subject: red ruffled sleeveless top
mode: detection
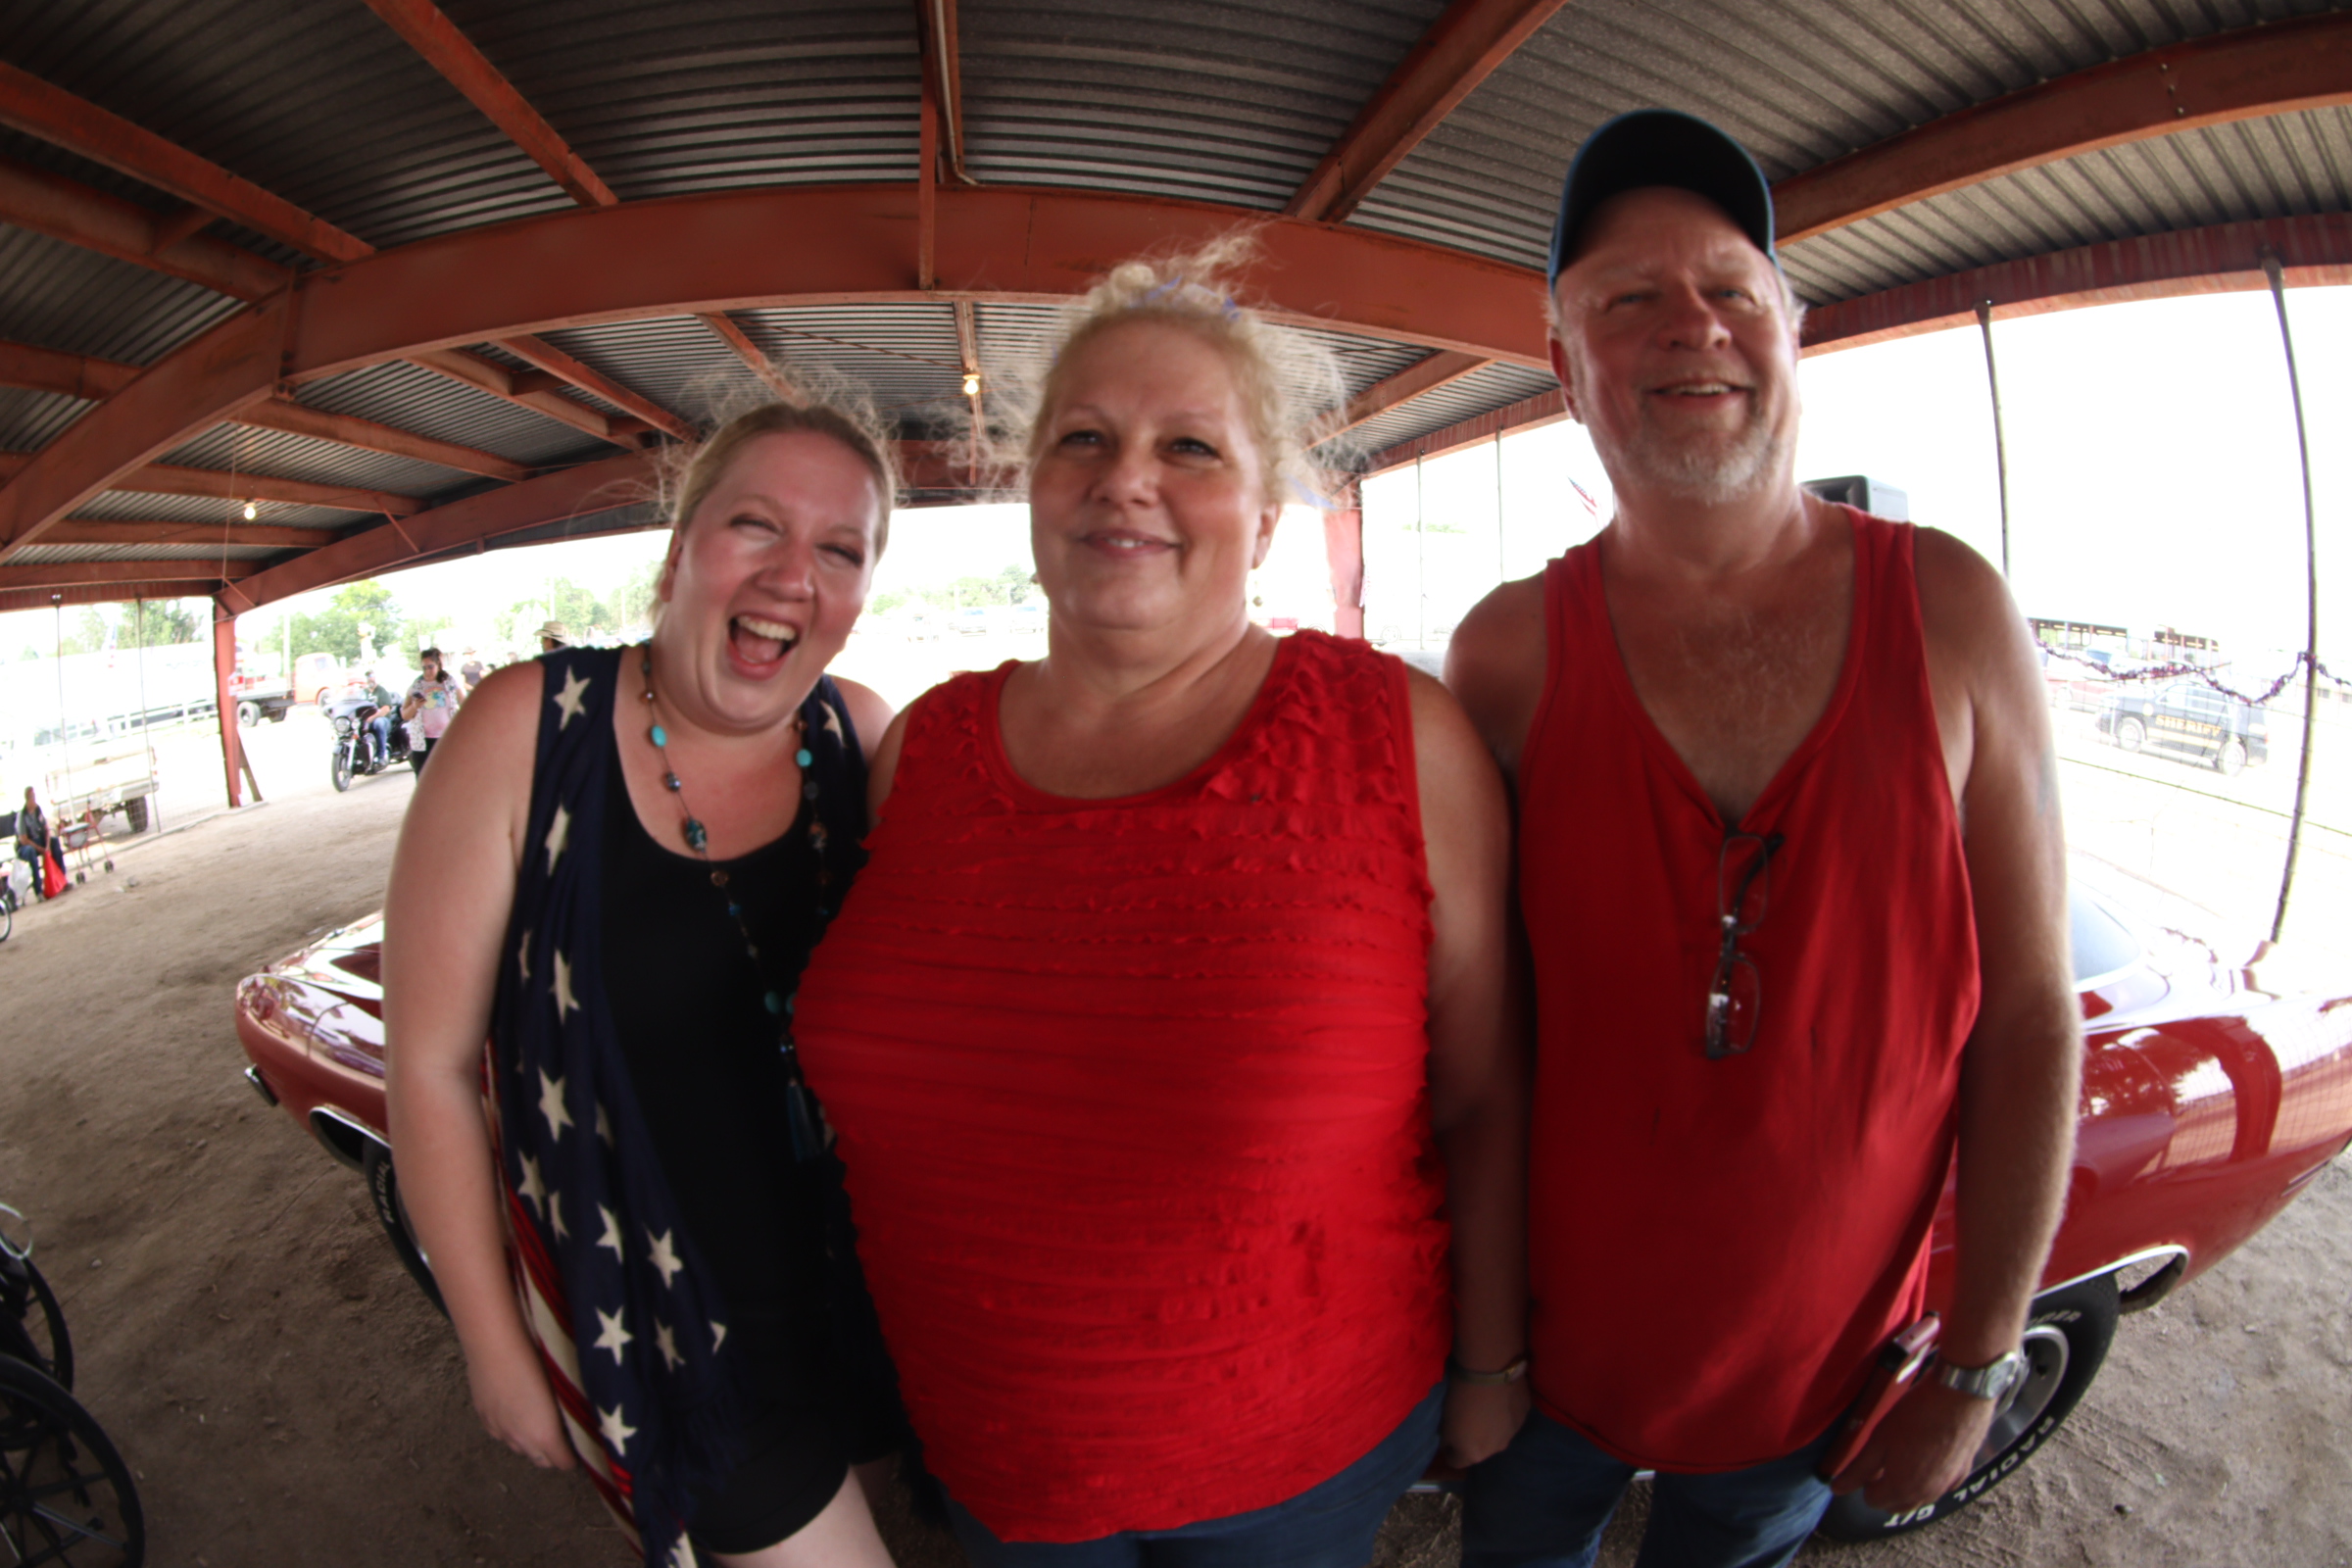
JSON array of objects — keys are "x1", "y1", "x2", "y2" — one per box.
[
  {"x1": 795, "y1": 630, "x2": 1450, "y2": 1542},
  {"x1": 1519, "y1": 511, "x2": 1979, "y2": 1470}
]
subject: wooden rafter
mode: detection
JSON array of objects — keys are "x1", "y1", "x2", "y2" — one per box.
[
  {"x1": 1287, "y1": 0, "x2": 1573, "y2": 224},
  {"x1": 0, "y1": 59, "x2": 370, "y2": 263},
  {"x1": 359, "y1": 0, "x2": 617, "y2": 208}
]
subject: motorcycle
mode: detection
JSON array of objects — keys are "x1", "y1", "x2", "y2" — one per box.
[{"x1": 326, "y1": 696, "x2": 416, "y2": 792}]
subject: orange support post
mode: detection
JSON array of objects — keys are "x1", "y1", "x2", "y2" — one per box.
[
  {"x1": 212, "y1": 599, "x2": 247, "y2": 808},
  {"x1": 1323, "y1": 485, "x2": 1365, "y2": 640}
]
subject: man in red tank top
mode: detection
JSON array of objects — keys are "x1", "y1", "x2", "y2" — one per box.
[{"x1": 1445, "y1": 110, "x2": 2082, "y2": 1567}]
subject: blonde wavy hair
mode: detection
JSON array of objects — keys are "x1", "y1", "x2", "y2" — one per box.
[{"x1": 986, "y1": 231, "x2": 1352, "y2": 507}]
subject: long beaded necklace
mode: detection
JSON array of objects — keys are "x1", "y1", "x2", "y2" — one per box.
[{"x1": 638, "y1": 646, "x2": 826, "y2": 1162}]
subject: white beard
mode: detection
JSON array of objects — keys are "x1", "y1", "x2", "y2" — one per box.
[{"x1": 1569, "y1": 356, "x2": 1789, "y2": 505}]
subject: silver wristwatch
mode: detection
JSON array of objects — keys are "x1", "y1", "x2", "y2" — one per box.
[{"x1": 1935, "y1": 1348, "x2": 2028, "y2": 1401}]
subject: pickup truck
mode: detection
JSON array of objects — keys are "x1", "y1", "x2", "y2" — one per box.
[{"x1": 227, "y1": 669, "x2": 296, "y2": 727}]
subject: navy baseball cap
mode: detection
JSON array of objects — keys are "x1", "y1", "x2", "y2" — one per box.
[{"x1": 1547, "y1": 110, "x2": 1777, "y2": 281}]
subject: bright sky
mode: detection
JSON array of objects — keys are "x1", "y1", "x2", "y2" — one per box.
[{"x1": 7, "y1": 284, "x2": 2344, "y2": 686}]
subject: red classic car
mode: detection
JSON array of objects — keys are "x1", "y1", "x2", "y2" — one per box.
[{"x1": 233, "y1": 858, "x2": 2352, "y2": 1540}]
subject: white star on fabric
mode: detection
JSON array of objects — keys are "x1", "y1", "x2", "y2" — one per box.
[
  {"x1": 596, "y1": 1102, "x2": 613, "y2": 1148},
  {"x1": 517, "y1": 1153, "x2": 547, "y2": 1217},
  {"x1": 597, "y1": 1205, "x2": 624, "y2": 1262},
  {"x1": 553, "y1": 951, "x2": 579, "y2": 1022},
  {"x1": 710, "y1": 1321, "x2": 727, "y2": 1352},
  {"x1": 594, "y1": 1305, "x2": 634, "y2": 1365},
  {"x1": 667, "y1": 1536, "x2": 698, "y2": 1568},
  {"x1": 597, "y1": 1401, "x2": 636, "y2": 1455},
  {"x1": 821, "y1": 704, "x2": 846, "y2": 742},
  {"x1": 544, "y1": 804, "x2": 571, "y2": 869},
  {"x1": 516, "y1": 927, "x2": 531, "y2": 981},
  {"x1": 655, "y1": 1319, "x2": 682, "y2": 1372},
  {"x1": 538, "y1": 1069, "x2": 573, "y2": 1141},
  {"x1": 549, "y1": 1190, "x2": 569, "y2": 1242},
  {"x1": 553, "y1": 668, "x2": 591, "y2": 729},
  {"x1": 646, "y1": 1228, "x2": 684, "y2": 1289}
]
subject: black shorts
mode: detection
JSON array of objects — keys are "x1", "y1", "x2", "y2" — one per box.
[{"x1": 684, "y1": 1304, "x2": 901, "y2": 1555}]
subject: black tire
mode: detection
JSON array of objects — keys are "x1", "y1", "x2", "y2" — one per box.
[
  {"x1": 0, "y1": 1253, "x2": 73, "y2": 1392},
  {"x1": 0, "y1": 1355, "x2": 143, "y2": 1567},
  {"x1": 119, "y1": 798, "x2": 147, "y2": 836},
  {"x1": 2114, "y1": 715, "x2": 2145, "y2": 754},
  {"x1": 330, "y1": 742, "x2": 354, "y2": 794},
  {"x1": 2216, "y1": 737, "x2": 2248, "y2": 777},
  {"x1": 267, "y1": 707, "x2": 287, "y2": 723},
  {"x1": 1817, "y1": 1274, "x2": 2121, "y2": 1543},
  {"x1": 235, "y1": 700, "x2": 260, "y2": 728},
  {"x1": 0, "y1": 897, "x2": 10, "y2": 944},
  {"x1": 362, "y1": 1143, "x2": 445, "y2": 1315}
]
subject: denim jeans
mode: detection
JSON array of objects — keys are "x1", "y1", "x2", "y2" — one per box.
[
  {"x1": 944, "y1": 1380, "x2": 1444, "y2": 1568},
  {"x1": 1462, "y1": 1409, "x2": 1834, "y2": 1568}
]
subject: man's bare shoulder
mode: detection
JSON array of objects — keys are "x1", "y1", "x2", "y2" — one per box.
[
  {"x1": 1443, "y1": 570, "x2": 1549, "y2": 771},
  {"x1": 1912, "y1": 526, "x2": 2033, "y2": 671}
]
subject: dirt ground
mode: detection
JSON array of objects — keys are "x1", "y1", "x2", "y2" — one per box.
[{"x1": 1, "y1": 712, "x2": 2347, "y2": 1568}]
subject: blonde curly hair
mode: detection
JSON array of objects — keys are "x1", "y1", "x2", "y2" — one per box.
[{"x1": 989, "y1": 230, "x2": 1351, "y2": 507}]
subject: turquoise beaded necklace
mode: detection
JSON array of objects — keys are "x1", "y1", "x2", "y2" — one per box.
[{"x1": 638, "y1": 646, "x2": 825, "y2": 1160}]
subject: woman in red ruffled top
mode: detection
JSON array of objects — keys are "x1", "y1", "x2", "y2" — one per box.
[{"x1": 793, "y1": 236, "x2": 1528, "y2": 1566}]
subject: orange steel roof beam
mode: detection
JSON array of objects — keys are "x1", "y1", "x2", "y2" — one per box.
[
  {"x1": 404, "y1": 348, "x2": 637, "y2": 444},
  {"x1": 0, "y1": 183, "x2": 1571, "y2": 560},
  {"x1": 1775, "y1": 12, "x2": 2352, "y2": 244},
  {"x1": 496, "y1": 333, "x2": 692, "y2": 439},
  {"x1": 0, "y1": 60, "x2": 370, "y2": 264},
  {"x1": 0, "y1": 578, "x2": 235, "y2": 614},
  {"x1": 1288, "y1": 0, "x2": 1575, "y2": 224},
  {"x1": 1333, "y1": 350, "x2": 1489, "y2": 435},
  {"x1": 232, "y1": 452, "x2": 654, "y2": 609},
  {"x1": 235, "y1": 398, "x2": 533, "y2": 482},
  {"x1": 0, "y1": 559, "x2": 260, "y2": 591},
  {"x1": 41, "y1": 519, "x2": 338, "y2": 549},
  {"x1": 914, "y1": 0, "x2": 973, "y2": 187},
  {"x1": 360, "y1": 0, "x2": 617, "y2": 209},
  {"x1": 0, "y1": 155, "x2": 290, "y2": 300},
  {"x1": 0, "y1": 338, "x2": 139, "y2": 401},
  {"x1": 0, "y1": 453, "x2": 423, "y2": 516},
  {"x1": 699, "y1": 313, "x2": 775, "y2": 377}
]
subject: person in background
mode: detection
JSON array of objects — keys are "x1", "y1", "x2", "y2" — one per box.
[
  {"x1": 384, "y1": 398, "x2": 906, "y2": 1568},
  {"x1": 362, "y1": 668, "x2": 399, "y2": 765},
  {"x1": 460, "y1": 650, "x2": 486, "y2": 691},
  {"x1": 401, "y1": 649, "x2": 466, "y2": 773},
  {"x1": 13, "y1": 787, "x2": 55, "y2": 902},
  {"x1": 793, "y1": 237, "x2": 1528, "y2": 1567},
  {"x1": 538, "y1": 620, "x2": 570, "y2": 656},
  {"x1": 1445, "y1": 109, "x2": 2080, "y2": 1566}
]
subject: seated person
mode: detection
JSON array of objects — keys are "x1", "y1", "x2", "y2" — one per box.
[{"x1": 359, "y1": 670, "x2": 398, "y2": 762}]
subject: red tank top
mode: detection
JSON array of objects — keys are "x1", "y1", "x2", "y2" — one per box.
[
  {"x1": 795, "y1": 631, "x2": 1451, "y2": 1541},
  {"x1": 1519, "y1": 511, "x2": 1978, "y2": 1469}
]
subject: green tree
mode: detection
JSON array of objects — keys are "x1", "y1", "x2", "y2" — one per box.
[
  {"x1": 287, "y1": 580, "x2": 403, "y2": 665},
  {"x1": 58, "y1": 608, "x2": 111, "y2": 656},
  {"x1": 123, "y1": 599, "x2": 202, "y2": 648}
]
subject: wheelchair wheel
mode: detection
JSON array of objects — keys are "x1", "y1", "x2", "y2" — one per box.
[
  {"x1": 0, "y1": 1356, "x2": 144, "y2": 1566},
  {"x1": 0, "y1": 1250, "x2": 72, "y2": 1390}
]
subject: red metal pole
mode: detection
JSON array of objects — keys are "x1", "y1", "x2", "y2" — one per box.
[
  {"x1": 212, "y1": 598, "x2": 244, "y2": 808},
  {"x1": 1323, "y1": 481, "x2": 1365, "y2": 640}
]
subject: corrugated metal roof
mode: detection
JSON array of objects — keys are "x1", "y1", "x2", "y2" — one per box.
[
  {"x1": 0, "y1": 388, "x2": 86, "y2": 454},
  {"x1": 158, "y1": 425, "x2": 480, "y2": 503},
  {"x1": 294, "y1": 362, "x2": 616, "y2": 468},
  {"x1": 66, "y1": 490, "x2": 367, "y2": 531},
  {"x1": 1783, "y1": 104, "x2": 2352, "y2": 302},
  {"x1": 0, "y1": 0, "x2": 570, "y2": 250},
  {"x1": 437, "y1": 0, "x2": 922, "y2": 198},
  {"x1": 1352, "y1": 0, "x2": 2348, "y2": 272},
  {"x1": 9, "y1": 541, "x2": 285, "y2": 564},
  {"x1": 1341, "y1": 360, "x2": 1558, "y2": 456},
  {"x1": 525, "y1": 316, "x2": 769, "y2": 427},
  {"x1": 0, "y1": 225, "x2": 243, "y2": 365},
  {"x1": 961, "y1": 0, "x2": 1450, "y2": 208}
]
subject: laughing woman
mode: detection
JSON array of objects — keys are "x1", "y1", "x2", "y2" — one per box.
[
  {"x1": 384, "y1": 401, "x2": 903, "y2": 1568},
  {"x1": 793, "y1": 241, "x2": 1529, "y2": 1567}
]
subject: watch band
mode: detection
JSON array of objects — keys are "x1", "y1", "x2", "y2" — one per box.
[
  {"x1": 1935, "y1": 1348, "x2": 2027, "y2": 1401},
  {"x1": 1446, "y1": 1353, "x2": 1530, "y2": 1387}
]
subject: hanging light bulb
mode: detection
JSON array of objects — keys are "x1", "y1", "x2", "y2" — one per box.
[
  {"x1": 242, "y1": 501, "x2": 259, "y2": 520},
  {"x1": 961, "y1": 372, "x2": 980, "y2": 397}
]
